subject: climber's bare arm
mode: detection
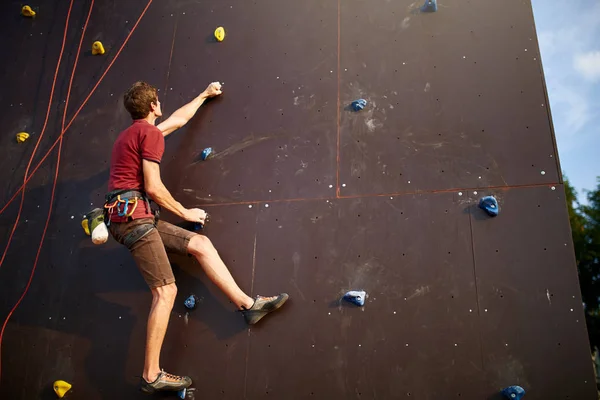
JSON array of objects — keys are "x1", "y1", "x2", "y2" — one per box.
[{"x1": 157, "y1": 82, "x2": 222, "y2": 137}]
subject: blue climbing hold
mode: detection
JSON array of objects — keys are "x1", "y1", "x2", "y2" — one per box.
[
  {"x1": 343, "y1": 290, "x2": 367, "y2": 306},
  {"x1": 184, "y1": 294, "x2": 199, "y2": 310},
  {"x1": 201, "y1": 147, "x2": 214, "y2": 161},
  {"x1": 194, "y1": 213, "x2": 210, "y2": 231},
  {"x1": 178, "y1": 388, "x2": 187, "y2": 399},
  {"x1": 501, "y1": 385, "x2": 525, "y2": 400},
  {"x1": 421, "y1": 0, "x2": 438, "y2": 12},
  {"x1": 478, "y1": 195, "x2": 499, "y2": 217},
  {"x1": 351, "y1": 99, "x2": 367, "y2": 111}
]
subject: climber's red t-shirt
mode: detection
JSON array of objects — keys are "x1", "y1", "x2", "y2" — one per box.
[{"x1": 107, "y1": 119, "x2": 164, "y2": 222}]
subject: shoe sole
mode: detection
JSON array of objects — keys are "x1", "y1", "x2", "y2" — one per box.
[
  {"x1": 140, "y1": 379, "x2": 192, "y2": 394},
  {"x1": 140, "y1": 384, "x2": 191, "y2": 394},
  {"x1": 244, "y1": 293, "x2": 289, "y2": 325},
  {"x1": 140, "y1": 385, "x2": 155, "y2": 394}
]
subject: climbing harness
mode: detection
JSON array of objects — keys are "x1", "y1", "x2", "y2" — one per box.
[
  {"x1": 104, "y1": 189, "x2": 155, "y2": 221},
  {"x1": 82, "y1": 189, "x2": 160, "y2": 248},
  {"x1": 104, "y1": 189, "x2": 160, "y2": 249},
  {"x1": 122, "y1": 221, "x2": 156, "y2": 249}
]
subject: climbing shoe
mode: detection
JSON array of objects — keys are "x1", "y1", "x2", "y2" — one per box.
[
  {"x1": 241, "y1": 293, "x2": 289, "y2": 325},
  {"x1": 140, "y1": 370, "x2": 192, "y2": 393}
]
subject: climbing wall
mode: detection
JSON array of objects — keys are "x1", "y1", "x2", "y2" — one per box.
[{"x1": 0, "y1": 0, "x2": 596, "y2": 399}]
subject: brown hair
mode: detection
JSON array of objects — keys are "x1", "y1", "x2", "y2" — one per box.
[{"x1": 123, "y1": 81, "x2": 158, "y2": 119}]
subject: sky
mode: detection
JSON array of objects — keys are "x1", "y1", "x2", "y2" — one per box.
[{"x1": 531, "y1": 0, "x2": 600, "y2": 201}]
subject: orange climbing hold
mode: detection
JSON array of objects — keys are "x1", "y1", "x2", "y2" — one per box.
[
  {"x1": 92, "y1": 41, "x2": 105, "y2": 55},
  {"x1": 21, "y1": 5, "x2": 36, "y2": 18},
  {"x1": 53, "y1": 380, "x2": 72, "y2": 398}
]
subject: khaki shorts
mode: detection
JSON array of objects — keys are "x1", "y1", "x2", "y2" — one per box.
[{"x1": 109, "y1": 218, "x2": 195, "y2": 288}]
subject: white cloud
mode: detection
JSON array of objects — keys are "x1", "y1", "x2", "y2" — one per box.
[
  {"x1": 538, "y1": 29, "x2": 578, "y2": 58},
  {"x1": 550, "y1": 83, "x2": 592, "y2": 139},
  {"x1": 537, "y1": 31, "x2": 557, "y2": 57},
  {"x1": 531, "y1": 0, "x2": 600, "y2": 195},
  {"x1": 533, "y1": 1, "x2": 600, "y2": 141},
  {"x1": 573, "y1": 51, "x2": 600, "y2": 82}
]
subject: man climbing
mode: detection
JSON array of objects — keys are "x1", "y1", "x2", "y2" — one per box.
[{"x1": 105, "y1": 81, "x2": 288, "y2": 394}]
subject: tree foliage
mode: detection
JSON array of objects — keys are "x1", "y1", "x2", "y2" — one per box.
[{"x1": 566, "y1": 176, "x2": 600, "y2": 349}]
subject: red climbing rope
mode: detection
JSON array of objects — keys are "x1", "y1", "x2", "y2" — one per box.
[
  {"x1": 0, "y1": 0, "x2": 76, "y2": 381},
  {"x1": 0, "y1": 0, "x2": 153, "y2": 382},
  {"x1": 0, "y1": 0, "x2": 154, "y2": 217},
  {"x1": 62, "y1": 0, "x2": 95, "y2": 133},
  {"x1": 0, "y1": 0, "x2": 75, "y2": 270}
]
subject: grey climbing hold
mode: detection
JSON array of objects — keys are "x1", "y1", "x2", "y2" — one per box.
[
  {"x1": 351, "y1": 99, "x2": 367, "y2": 111},
  {"x1": 343, "y1": 290, "x2": 367, "y2": 306},
  {"x1": 501, "y1": 385, "x2": 525, "y2": 400},
  {"x1": 201, "y1": 147, "x2": 214, "y2": 161},
  {"x1": 478, "y1": 195, "x2": 499, "y2": 217},
  {"x1": 184, "y1": 294, "x2": 199, "y2": 310},
  {"x1": 421, "y1": 0, "x2": 438, "y2": 12}
]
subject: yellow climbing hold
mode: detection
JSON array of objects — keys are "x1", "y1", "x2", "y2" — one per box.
[
  {"x1": 53, "y1": 380, "x2": 72, "y2": 398},
  {"x1": 214, "y1": 27, "x2": 225, "y2": 42},
  {"x1": 22, "y1": 5, "x2": 36, "y2": 18},
  {"x1": 92, "y1": 41, "x2": 105, "y2": 55},
  {"x1": 16, "y1": 132, "x2": 30, "y2": 143}
]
